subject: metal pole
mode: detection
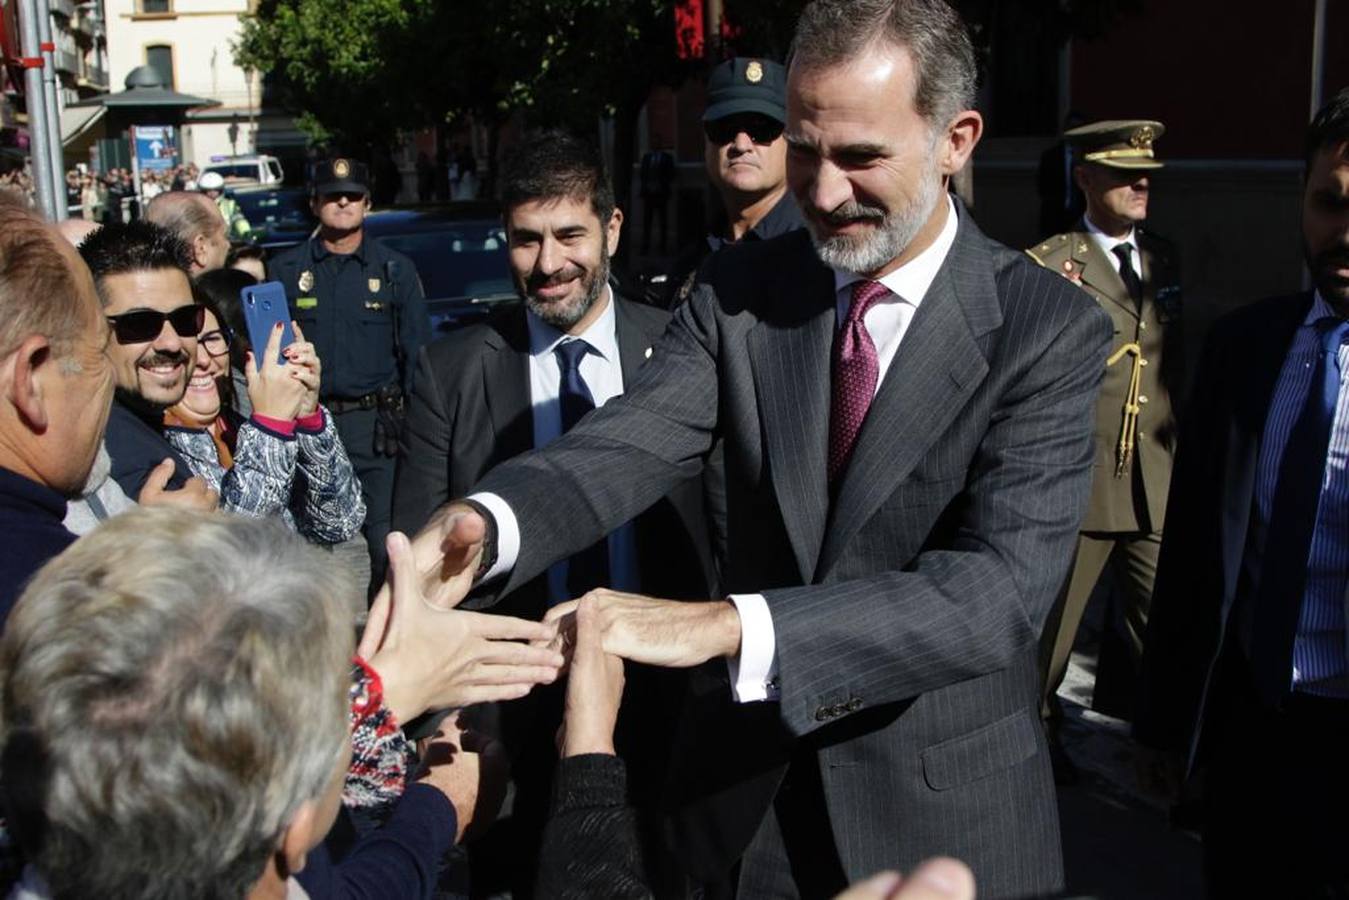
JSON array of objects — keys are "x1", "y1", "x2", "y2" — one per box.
[
  {"x1": 37, "y1": 0, "x2": 67, "y2": 218},
  {"x1": 18, "y1": 0, "x2": 57, "y2": 219},
  {"x1": 1310, "y1": 0, "x2": 1326, "y2": 118}
]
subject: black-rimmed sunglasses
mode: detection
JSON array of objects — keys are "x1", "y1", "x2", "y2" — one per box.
[
  {"x1": 704, "y1": 114, "x2": 785, "y2": 146},
  {"x1": 106, "y1": 304, "x2": 205, "y2": 345}
]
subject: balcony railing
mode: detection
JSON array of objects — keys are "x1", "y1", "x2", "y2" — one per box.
[
  {"x1": 80, "y1": 62, "x2": 108, "y2": 89},
  {"x1": 54, "y1": 49, "x2": 81, "y2": 75},
  {"x1": 50, "y1": 0, "x2": 76, "y2": 17}
]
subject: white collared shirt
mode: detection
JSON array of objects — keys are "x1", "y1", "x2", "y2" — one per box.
[
  {"x1": 1083, "y1": 214, "x2": 1141, "y2": 280},
  {"x1": 522, "y1": 285, "x2": 640, "y2": 603}
]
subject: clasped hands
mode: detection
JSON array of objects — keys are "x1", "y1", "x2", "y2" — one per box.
[{"x1": 360, "y1": 501, "x2": 743, "y2": 719}]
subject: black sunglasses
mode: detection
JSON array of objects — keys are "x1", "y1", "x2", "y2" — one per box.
[
  {"x1": 704, "y1": 115, "x2": 785, "y2": 146},
  {"x1": 106, "y1": 304, "x2": 205, "y2": 345}
]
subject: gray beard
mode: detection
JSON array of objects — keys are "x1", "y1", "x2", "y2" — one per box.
[{"x1": 808, "y1": 165, "x2": 943, "y2": 275}]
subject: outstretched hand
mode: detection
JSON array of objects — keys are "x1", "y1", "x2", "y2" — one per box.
[
  {"x1": 558, "y1": 595, "x2": 626, "y2": 758},
  {"x1": 360, "y1": 531, "x2": 563, "y2": 723},
  {"x1": 833, "y1": 859, "x2": 975, "y2": 900},
  {"x1": 542, "y1": 589, "x2": 743, "y2": 671}
]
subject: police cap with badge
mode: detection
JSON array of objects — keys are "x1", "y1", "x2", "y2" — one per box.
[
  {"x1": 312, "y1": 157, "x2": 371, "y2": 196},
  {"x1": 703, "y1": 57, "x2": 788, "y2": 142},
  {"x1": 1064, "y1": 119, "x2": 1166, "y2": 171}
]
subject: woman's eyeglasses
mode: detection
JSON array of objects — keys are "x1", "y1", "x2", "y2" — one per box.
[
  {"x1": 198, "y1": 327, "x2": 234, "y2": 358},
  {"x1": 105, "y1": 304, "x2": 205, "y2": 345}
]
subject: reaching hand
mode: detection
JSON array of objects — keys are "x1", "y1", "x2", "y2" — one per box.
[
  {"x1": 543, "y1": 589, "x2": 742, "y2": 670},
  {"x1": 415, "y1": 713, "x2": 508, "y2": 844},
  {"x1": 137, "y1": 459, "x2": 219, "y2": 511},
  {"x1": 284, "y1": 320, "x2": 321, "y2": 417},
  {"x1": 366, "y1": 502, "x2": 488, "y2": 641},
  {"x1": 245, "y1": 322, "x2": 306, "y2": 421},
  {"x1": 832, "y1": 859, "x2": 975, "y2": 900},
  {"x1": 559, "y1": 595, "x2": 626, "y2": 757},
  {"x1": 361, "y1": 531, "x2": 563, "y2": 723}
]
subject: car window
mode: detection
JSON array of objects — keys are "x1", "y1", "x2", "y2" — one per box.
[
  {"x1": 373, "y1": 224, "x2": 514, "y2": 301},
  {"x1": 233, "y1": 191, "x2": 315, "y2": 228},
  {"x1": 267, "y1": 161, "x2": 282, "y2": 180},
  {"x1": 206, "y1": 164, "x2": 260, "y2": 181}
]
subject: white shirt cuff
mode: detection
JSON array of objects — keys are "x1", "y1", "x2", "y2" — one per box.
[
  {"x1": 466, "y1": 492, "x2": 519, "y2": 584},
  {"x1": 726, "y1": 593, "x2": 780, "y2": 703}
]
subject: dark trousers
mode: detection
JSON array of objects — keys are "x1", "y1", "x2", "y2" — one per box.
[
  {"x1": 332, "y1": 407, "x2": 394, "y2": 597},
  {"x1": 1201, "y1": 658, "x2": 1349, "y2": 899},
  {"x1": 700, "y1": 748, "x2": 848, "y2": 900}
]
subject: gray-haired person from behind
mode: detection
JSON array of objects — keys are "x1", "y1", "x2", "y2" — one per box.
[{"x1": 0, "y1": 509, "x2": 351, "y2": 899}]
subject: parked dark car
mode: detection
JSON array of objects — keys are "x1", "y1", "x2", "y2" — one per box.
[
  {"x1": 232, "y1": 185, "x2": 317, "y2": 251},
  {"x1": 363, "y1": 204, "x2": 517, "y2": 334}
]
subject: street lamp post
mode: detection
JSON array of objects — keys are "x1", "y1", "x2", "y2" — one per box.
[{"x1": 18, "y1": 0, "x2": 58, "y2": 219}]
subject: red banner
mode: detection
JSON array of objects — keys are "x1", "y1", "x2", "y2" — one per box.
[{"x1": 675, "y1": 0, "x2": 704, "y2": 60}]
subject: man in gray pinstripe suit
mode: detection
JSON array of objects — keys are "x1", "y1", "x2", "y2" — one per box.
[{"x1": 383, "y1": 1, "x2": 1111, "y2": 896}]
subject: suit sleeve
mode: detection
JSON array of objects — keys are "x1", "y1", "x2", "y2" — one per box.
[
  {"x1": 392, "y1": 347, "x2": 454, "y2": 535},
  {"x1": 762, "y1": 297, "x2": 1111, "y2": 736},
  {"x1": 1133, "y1": 317, "x2": 1235, "y2": 754},
  {"x1": 397, "y1": 263, "x2": 432, "y2": 394}
]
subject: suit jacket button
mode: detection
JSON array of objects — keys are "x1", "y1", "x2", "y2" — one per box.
[
  {"x1": 847, "y1": 698, "x2": 863, "y2": 711},
  {"x1": 815, "y1": 707, "x2": 831, "y2": 721}
]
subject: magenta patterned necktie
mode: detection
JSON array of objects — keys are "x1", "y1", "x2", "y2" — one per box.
[{"x1": 828, "y1": 279, "x2": 890, "y2": 484}]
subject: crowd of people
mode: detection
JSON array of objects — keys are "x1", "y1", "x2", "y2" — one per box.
[{"x1": 1, "y1": 0, "x2": 1347, "y2": 898}]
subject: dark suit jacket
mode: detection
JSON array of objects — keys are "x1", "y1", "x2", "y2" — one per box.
[
  {"x1": 392, "y1": 293, "x2": 715, "y2": 616},
  {"x1": 1135, "y1": 293, "x2": 1313, "y2": 770},
  {"x1": 472, "y1": 203, "x2": 1112, "y2": 898}
]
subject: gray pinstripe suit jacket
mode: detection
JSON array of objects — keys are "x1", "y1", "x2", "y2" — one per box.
[{"x1": 474, "y1": 201, "x2": 1111, "y2": 898}]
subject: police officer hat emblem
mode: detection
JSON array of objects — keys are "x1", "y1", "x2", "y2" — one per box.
[
  {"x1": 333, "y1": 159, "x2": 351, "y2": 178},
  {"x1": 1130, "y1": 125, "x2": 1157, "y2": 150},
  {"x1": 745, "y1": 60, "x2": 764, "y2": 83},
  {"x1": 298, "y1": 270, "x2": 314, "y2": 293}
]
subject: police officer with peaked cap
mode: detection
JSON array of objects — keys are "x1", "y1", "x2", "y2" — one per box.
[
  {"x1": 270, "y1": 157, "x2": 430, "y2": 595},
  {"x1": 1026, "y1": 120, "x2": 1184, "y2": 777},
  {"x1": 663, "y1": 56, "x2": 805, "y2": 306}
]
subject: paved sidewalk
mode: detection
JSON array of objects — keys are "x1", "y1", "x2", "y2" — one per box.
[{"x1": 1052, "y1": 649, "x2": 1203, "y2": 899}]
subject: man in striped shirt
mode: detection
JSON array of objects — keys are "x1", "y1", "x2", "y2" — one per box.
[{"x1": 1135, "y1": 87, "x2": 1349, "y2": 898}]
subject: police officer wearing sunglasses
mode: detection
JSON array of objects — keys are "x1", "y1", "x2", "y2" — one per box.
[
  {"x1": 269, "y1": 158, "x2": 430, "y2": 597},
  {"x1": 663, "y1": 57, "x2": 805, "y2": 307}
]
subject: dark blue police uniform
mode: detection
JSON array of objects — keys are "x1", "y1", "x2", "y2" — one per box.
[{"x1": 269, "y1": 158, "x2": 430, "y2": 593}]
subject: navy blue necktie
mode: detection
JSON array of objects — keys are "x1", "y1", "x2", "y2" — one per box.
[
  {"x1": 1250, "y1": 317, "x2": 1349, "y2": 705},
  {"x1": 553, "y1": 339, "x2": 610, "y2": 598}
]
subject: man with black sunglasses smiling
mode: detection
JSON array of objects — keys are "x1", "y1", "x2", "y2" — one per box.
[
  {"x1": 665, "y1": 56, "x2": 805, "y2": 307},
  {"x1": 79, "y1": 221, "x2": 219, "y2": 510}
]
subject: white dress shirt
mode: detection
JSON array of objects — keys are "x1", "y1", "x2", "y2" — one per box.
[
  {"x1": 476, "y1": 285, "x2": 641, "y2": 603},
  {"x1": 476, "y1": 195, "x2": 960, "y2": 702},
  {"x1": 1083, "y1": 214, "x2": 1140, "y2": 280}
]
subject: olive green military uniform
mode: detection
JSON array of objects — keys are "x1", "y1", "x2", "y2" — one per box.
[{"x1": 1027, "y1": 121, "x2": 1183, "y2": 722}]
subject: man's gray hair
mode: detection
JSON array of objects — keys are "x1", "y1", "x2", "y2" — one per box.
[
  {"x1": 790, "y1": 0, "x2": 977, "y2": 128},
  {"x1": 145, "y1": 190, "x2": 225, "y2": 245},
  {"x1": 0, "y1": 509, "x2": 354, "y2": 900}
]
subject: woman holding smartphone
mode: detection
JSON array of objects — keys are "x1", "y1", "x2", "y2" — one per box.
[{"x1": 163, "y1": 292, "x2": 365, "y2": 545}]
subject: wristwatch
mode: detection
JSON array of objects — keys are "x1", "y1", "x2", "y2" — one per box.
[{"x1": 459, "y1": 498, "x2": 498, "y2": 583}]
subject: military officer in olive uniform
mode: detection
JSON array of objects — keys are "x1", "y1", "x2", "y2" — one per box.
[
  {"x1": 1027, "y1": 121, "x2": 1183, "y2": 761},
  {"x1": 270, "y1": 158, "x2": 430, "y2": 594}
]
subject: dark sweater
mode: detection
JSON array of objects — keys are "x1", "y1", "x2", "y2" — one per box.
[
  {"x1": 536, "y1": 754, "x2": 649, "y2": 899},
  {"x1": 0, "y1": 466, "x2": 74, "y2": 623},
  {"x1": 297, "y1": 783, "x2": 458, "y2": 900},
  {"x1": 104, "y1": 400, "x2": 194, "y2": 499}
]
